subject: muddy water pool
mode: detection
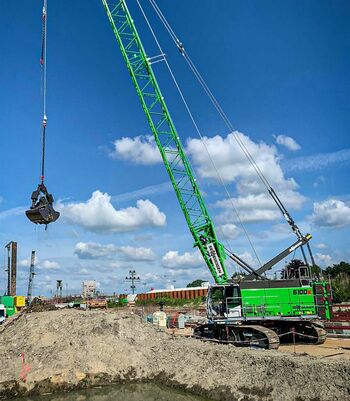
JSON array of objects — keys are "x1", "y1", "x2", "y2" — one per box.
[{"x1": 20, "y1": 383, "x2": 215, "y2": 401}]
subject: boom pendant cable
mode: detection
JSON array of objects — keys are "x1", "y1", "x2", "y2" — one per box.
[
  {"x1": 25, "y1": 0, "x2": 60, "y2": 228},
  {"x1": 135, "y1": 0, "x2": 262, "y2": 266},
  {"x1": 147, "y1": 0, "x2": 315, "y2": 264}
]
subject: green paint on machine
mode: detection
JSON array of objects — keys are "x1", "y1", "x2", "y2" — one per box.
[
  {"x1": 241, "y1": 287, "x2": 317, "y2": 318},
  {"x1": 101, "y1": 0, "x2": 228, "y2": 284},
  {"x1": 239, "y1": 279, "x2": 333, "y2": 320},
  {"x1": 101, "y1": 0, "x2": 333, "y2": 347}
]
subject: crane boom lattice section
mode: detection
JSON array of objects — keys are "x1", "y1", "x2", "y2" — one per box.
[{"x1": 102, "y1": 0, "x2": 228, "y2": 283}]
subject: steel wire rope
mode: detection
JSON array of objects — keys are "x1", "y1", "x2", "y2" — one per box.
[
  {"x1": 135, "y1": 0, "x2": 259, "y2": 268},
  {"x1": 148, "y1": 0, "x2": 271, "y2": 191},
  {"x1": 135, "y1": 0, "x2": 262, "y2": 267},
  {"x1": 147, "y1": 0, "x2": 320, "y2": 271},
  {"x1": 40, "y1": 0, "x2": 48, "y2": 183},
  {"x1": 147, "y1": 0, "x2": 314, "y2": 263}
]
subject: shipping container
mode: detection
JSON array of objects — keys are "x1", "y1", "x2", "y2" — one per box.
[{"x1": 14, "y1": 296, "x2": 26, "y2": 307}]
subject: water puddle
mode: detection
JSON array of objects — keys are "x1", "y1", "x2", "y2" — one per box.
[{"x1": 20, "y1": 383, "x2": 214, "y2": 401}]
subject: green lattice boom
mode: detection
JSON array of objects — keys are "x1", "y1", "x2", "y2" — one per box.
[{"x1": 102, "y1": 0, "x2": 228, "y2": 284}]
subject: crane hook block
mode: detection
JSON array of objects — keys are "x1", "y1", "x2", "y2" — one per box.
[{"x1": 25, "y1": 183, "x2": 60, "y2": 226}]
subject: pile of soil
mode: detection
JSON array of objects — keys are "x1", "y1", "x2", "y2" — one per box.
[
  {"x1": 26, "y1": 301, "x2": 57, "y2": 313},
  {"x1": 0, "y1": 309, "x2": 349, "y2": 401}
]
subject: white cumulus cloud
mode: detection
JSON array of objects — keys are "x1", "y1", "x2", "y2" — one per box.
[
  {"x1": 274, "y1": 134, "x2": 301, "y2": 151},
  {"x1": 18, "y1": 258, "x2": 60, "y2": 270},
  {"x1": 59, "y1": 191, "x2": 166, "y2": 233},
  {"x1": 215, "y1": 192, "x2": 304, "y2": 224},
  {"x1": 119, "y1": 246, "x2": 156, "y2": 261},
  {"x1": 162, "y1": 250, "x2": 203, "y2": 269},
  {"x1": 314, "y1": 253, "x2": 333, "y2": 267},
  {"x1": 111, "y1": 131, "x2": 305, "y2": 224},
  {"x1": 311, "y1": 199, "x2": 350, "y2": 228},
  {"x1": 186, "y1": 131, "x2": 305, "y2": 223},
  {"x1": 217, "y1": 223, "x2": 240, "y2": 240},
  {"x1": 18, "y1": 259, "x2": 32, "y2": 268},
  {"x1": 74, "y1": 241, "x2": 156, "y2": 261},
  {"x1": 41, "y1": 260, "x2": 60, "y2": 270},
  {"x1": 74, "y1": 242, "x2": 118, "y2": 259},
  {"x1": 186, "y1": 131, "x2": 289, "y2": 185},
  {"x1": 110, "y1": 135, "x2": 162, "y2": 165},
  {"x1": 238, "y1": 251, "x2": 258, "y2": 269}
]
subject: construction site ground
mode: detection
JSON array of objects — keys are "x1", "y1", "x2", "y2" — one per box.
[
  {"x1": 0, "y1": 309, "x2": 349, "y2": 401},
  {"x1": 167, "y1": 327, "x2": 350, "y2": 360}
]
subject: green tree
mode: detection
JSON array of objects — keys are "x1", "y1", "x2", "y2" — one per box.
[
  {"x1": 281, "y1": 259, "x2": 305, "y2": 279},
  {"x1": 186, "y1": 279, "x2": 206, "y2": 288},
  {"x1": 325, "y1": 261, "x2": 350, "y2": 278},
  {"x1": 324, "y1": 262, "x2": 350, "y2": 303},
  {"x1": 311, "y1": 264, "x2": 321, "y2": 276}
]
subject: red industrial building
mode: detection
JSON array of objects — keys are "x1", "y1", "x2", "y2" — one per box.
[{"x1": 137, "y1": 285, "x2": 208, "y2": 301}]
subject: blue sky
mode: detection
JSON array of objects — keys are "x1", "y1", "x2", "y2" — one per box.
[{"x1": 0, "y1": 0, "x2": 349, "y2": 297}]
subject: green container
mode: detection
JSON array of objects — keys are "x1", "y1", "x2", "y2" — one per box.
[
  {"x1": 1, "y1": 296, "x2": 15, "y2": 316},
  {"x1": 5, "y1": 306, "x2": 15, "y2": 317},
  {"x1": 0, "y1": 296, "x2": 14, "y2": 308}
]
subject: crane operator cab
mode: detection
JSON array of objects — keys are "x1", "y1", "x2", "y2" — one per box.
[
  {"x1": 207, "y1": 284, "x2": 242, "y2": 320},
  {"x1": 25, "y1": 183, "x2": 60, "y2": 226}
]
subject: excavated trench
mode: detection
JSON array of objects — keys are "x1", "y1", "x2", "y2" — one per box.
[{"x1": 0, "y1": 309, "x2": 349, "y2": 401}]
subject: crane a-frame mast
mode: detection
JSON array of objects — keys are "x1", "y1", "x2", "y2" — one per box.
[{"x1": 102, "y1": 0, "x2": 228, "y2": 284}]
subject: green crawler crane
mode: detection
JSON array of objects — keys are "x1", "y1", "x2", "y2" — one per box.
[{"x1": 102, "y1": 0, "x2": 332, "y2": 349}]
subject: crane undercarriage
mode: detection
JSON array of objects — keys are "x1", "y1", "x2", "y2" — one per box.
[
  {"x1": 193, "y1": 320, "x2": 327, "y2": 350},
  {"x1": 193, "y1": 281, "x2": 329, "y2": 349}
]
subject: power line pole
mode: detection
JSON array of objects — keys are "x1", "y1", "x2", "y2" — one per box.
[{"x1": 125, "y1": 269, "x2": 140, "y2": 295}]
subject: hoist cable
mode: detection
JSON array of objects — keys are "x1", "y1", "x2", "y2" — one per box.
[
  {"x1": 147, "y1": 0, "x2": 309, "y2": 244},
  {"x1": 135, "y1": 0, "x2": 262, "y2": 266},
  {"x1": 40, "y1": 0, "x2": 48, "y2": 183}
]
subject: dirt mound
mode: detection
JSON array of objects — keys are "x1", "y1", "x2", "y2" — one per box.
[
  {"x1": 0, "y1": 309, "x2": 349, "y2": 401},
  {"x1": 26, "y1": 301, "x2": 57, "y2": 313}
]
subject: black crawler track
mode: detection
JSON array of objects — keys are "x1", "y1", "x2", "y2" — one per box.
[
  {"x1": 193, "y1": 323, "x2": 280, "y2": 350},
  {"x1": 193, "y1": 321, "x2": 327, "y2": 350}
]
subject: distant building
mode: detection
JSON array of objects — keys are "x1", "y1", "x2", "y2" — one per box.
[
  {"x1": 82, "y1": 280, "x2": 96, "y2": 299},
  {"x1": 137, "y1": 282, "x2": 209, "y2": 301}
]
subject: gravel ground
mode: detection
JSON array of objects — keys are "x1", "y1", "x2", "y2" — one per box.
[{"x1": 0, "y1": 309, "x2": 349, "y2": 401}]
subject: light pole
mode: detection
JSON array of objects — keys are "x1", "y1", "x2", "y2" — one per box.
[
  {"x1": 125, "y1": 269, "x2": 140, "y2": 295},
  {"x1": 56, "y1": 280, "x2": 63, "y2": 298}
]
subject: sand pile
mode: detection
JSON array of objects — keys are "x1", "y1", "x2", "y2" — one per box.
[{"x1": 0, "y1": 309, "x2": 349, "y2": 401}]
